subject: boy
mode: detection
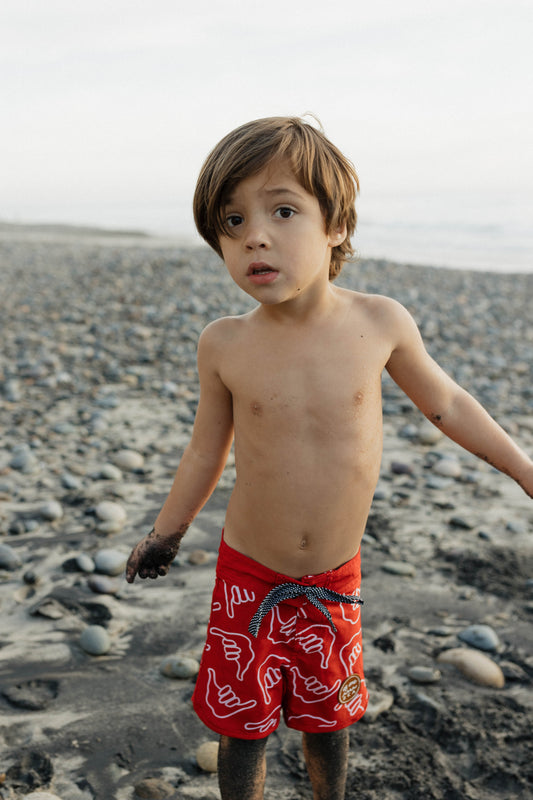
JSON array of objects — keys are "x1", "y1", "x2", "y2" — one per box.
[{"x1": 126, "y1": 116, "x2": 533, "y2": 800}]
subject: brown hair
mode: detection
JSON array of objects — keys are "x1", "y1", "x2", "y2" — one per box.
[{"x1": 193, "y1": 116, "x2": 359, "y2": 280}]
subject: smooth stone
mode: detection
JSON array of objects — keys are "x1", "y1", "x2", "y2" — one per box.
[
  {"x1": 80, "y1": 625, "x2": 111, "y2": 656},
  {"x1": 506, "y1": 520, "x2": 527, "y2": 535},
  {"x1": 9, "y1": 445, "x2": 39, "y2": 473},
  {"x1": 94, "y1": 548, "x2": 128, "y2": 575},
  {"x1": 188, "y1": 549, "x2": 210, "y2": 566},
  {"x1": 382, "y1": 560, "x2": 417, "y2": 577},
  {"x1": 437, "y1": 647, "x2": 505, "y2": 688},
  {"x1": 160, "y1": 655, "x2": 200, "y2": 679},
  {"x1": 88, "y1": 574, "x2": 119, "y2": 595},
  {"x1": 61, "y1": 473, "x2": 82, "y2": 490},
  {"x1": 407, "y1": 666, "x2": 441, "y2": 684},
  {"x1": 458, "y1": 624, "x2": 500, "y2": 652},
  {"x1": 22, "y1": 794, "x2": 63, "y2": 800},
  {"x1": 196, "y1": 741, "x2": 219, "y2": 772},
  {"x1": 95, "y1": 501, "x2": 127, "y2": 525},
  {"x1": 39, "y1": 500, "x2": 64, "y2": 521},
  {"x1": 449, "y1": 516, "x2": 474, "y2": 530},
  {"x1": 417, "y1": 422, "x2": 443, "y2": 445},
  {"x1": 0, "y1": 543, "x2": 22, "y2": 570},
  {"x1": 361, "y1": 690, "x2": 394, "y2": 723},
  {"x1": 112, "y1": 449, "x2": 144, "y2": 471},
  {"x1": 433, "y1": 457, "x2": 462, "y2": 478},
  {"x1": 425, "y1": 476, "x2": 453, "y2": 490},
  {"x1": 134, "y1": 777, "x2": 175, "y2": 799},
  {"x1": 75, "y1": 553, "x2": 95, "y2": 573},
  {"x1": 99, "y1": 463, "x2": 123, "y2": 480},
  {"x1": 390, "y1": 461, "x2": 414, "y2": 475}
]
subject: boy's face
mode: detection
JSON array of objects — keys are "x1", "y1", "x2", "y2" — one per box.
[{"x1": 218, "y1": 161, "x2": 346, "y2": 307}]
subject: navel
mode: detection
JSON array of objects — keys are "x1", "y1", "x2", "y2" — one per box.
[{"x1": 299, "y1": 536, "x2": 309, "y2": 550}]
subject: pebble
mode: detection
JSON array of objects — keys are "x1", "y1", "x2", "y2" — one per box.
[
  {"x1": 361, "y1": 690, "x2": 394, "y2": 723},
  {"x1": 38, "y1": 500, "x2": 64, "y2": 521},
  {"x1": 9, "y1": 444, "x2": 39, "y2": 473},
  {"x1": 0, "y1": 543, "x2": 22, "y2": 570},
  {"x1": 61, "y1": 472, "x2": 82, "y2": 490},
  {"x1": 437, "y1": 647, "x2": 505, "y2": 688},
  {"x1": 160, "y1": 655, "x2": 200, "y2": 679},
  {"x1": 80, "y1": 625, "x2": 111, "y2": 656},
  {"x1": 87, "y1": 574, "x2": 119, "y2": 595},
  {"x1": 99, "y1": 463, "x2": 123, "y2": 480},
  {"x1": 75, "y1": 553, "x2": 95, "y2": 573},
  {"x1": 112, "y1": 449, "x2": 145, "y2": 471},
  {"x1": 417, "y1": 421, "x2": 443, "y2": 445},
  {"x1": 407, "y1": 666, "x2": 441, "y2": 684},
  {"x1": 188, "y1": 549, "x2": 210, "y2": 566},
  {"x1": 134, "y1": 778, "x2": 176, "y2": 799},
  {"x1": 196, "y1": 741, "x2": 219, "y2": 772},
  {"x1": 94, "y1": 548, "x2": 128, "y2": 575},
  {"x1": 382, "y1": 560, "x2": 417, "y2": 577},
  {"x1": 432, "y1": 457, "x2": 462, "y2": 478},
  {"x1": 458, "y1": 623, "x2": 500, "y2": 652},
  {"x1": 94, "y1": 501, "x2": 127, "y2": 532},
  {"x1": 22, "y1": 793, "x2": 63, "y2": 800}
]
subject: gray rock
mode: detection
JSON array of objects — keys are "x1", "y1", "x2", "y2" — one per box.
[
  {"x1": 61, "y1": 473, "x2": 82, "y2": 490},
  {"x1": 433, "y1": 457, "x2": 462, "y2": 478},
  {"x1": 361, "y1": 690, "x2": 394, "y2": 723},
  {"x1": 38, "y1": 500, "x2": 63, "y2": 521},
  {"x1": 407, "y1": 666, "x2": 441, "y2": 684},
  {"x1": 382, "y1": 560, "x2": 417, "y2": 577},
  {"x1": 9, "y1": 444, "x2": 39, "y2": 473},
  {"x1": 94, "y1": 548, "x2": 128, "y2": 575},
  {"x1": 80, "y1": 625, "x2": 111, "y2": 655},
  {"x1": 99, "y1": 463, "x2": 122, "y2": 480},
  {"x1": 88, "y1": 574, "x2": 119, "y2": 595},
  {"x1": 0, "y1": 543, "x2": 22, "y2": 570},
  {"x1": 75, "y1": 553, "x2": 95, "y2": 573},
  {"x1": 112, "y1": 449, "x2": 144, "y2": 471},
  {"x1": 160, "y1": 655, "x2": 200, "y2": 679},
  {"x1": 458, "y1": 624, "x2": 500, "y2": 652}
]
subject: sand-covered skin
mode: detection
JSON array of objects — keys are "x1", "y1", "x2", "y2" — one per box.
[{"x1": 0, "y1": 227, "x2": 532, "y2": 799}]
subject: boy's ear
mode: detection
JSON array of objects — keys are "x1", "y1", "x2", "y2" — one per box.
[{"x1": 328, "y1": 223, "x2": 347, "y2": 248}]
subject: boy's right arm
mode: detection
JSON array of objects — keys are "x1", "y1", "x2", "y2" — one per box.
[{"x1": 125, "y1": 321, "x2": 234, "y2": 583}]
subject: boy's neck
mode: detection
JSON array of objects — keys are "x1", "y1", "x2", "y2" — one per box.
[{"x1": 256, "y1": 281, "x2": 341, "y2": 326}]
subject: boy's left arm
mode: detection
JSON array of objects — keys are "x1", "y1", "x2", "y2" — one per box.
[{"x1": 384, "y1": 298, "x2": 533, "y2": 498}]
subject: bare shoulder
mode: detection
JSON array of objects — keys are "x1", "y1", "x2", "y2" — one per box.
[
  {"x1": 341, "y1": 288, "x2": 416, "y2": 338},
  {"x1": 197, "y1": 312, "x2": 254, "y2": 366}
]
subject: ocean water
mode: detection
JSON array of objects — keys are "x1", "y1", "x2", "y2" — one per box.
[{"x1": 6, "y1": 193, "x2": 533, "y2": 274}]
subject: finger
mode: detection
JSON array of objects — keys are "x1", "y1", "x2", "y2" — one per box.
[
  {"x1": 125, "y1": 558, "x2": 138, "y2": 583},
  {"x1": 157, "y1": 565, "x2": 169, "y2": 576}
]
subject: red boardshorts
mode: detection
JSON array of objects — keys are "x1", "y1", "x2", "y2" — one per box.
[{"x1": 192, "y1": 534, "x2": 368, "y2": 739}]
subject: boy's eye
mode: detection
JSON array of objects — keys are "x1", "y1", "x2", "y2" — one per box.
[
  {"x1": 226, "y1": 214, "x2": 243, "y2": 228},
  {"x1": 275, "y1": 206, "x2": 295, "y2": 219}
]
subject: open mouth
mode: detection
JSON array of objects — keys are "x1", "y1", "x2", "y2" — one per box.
[{"x1": 247, "y1": 262, "x2": 276, "y2": 276}]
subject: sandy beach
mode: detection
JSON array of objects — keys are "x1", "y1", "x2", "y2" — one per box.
[{"x1": 1, "y1": 226, "x2": 532, "y2": 800}]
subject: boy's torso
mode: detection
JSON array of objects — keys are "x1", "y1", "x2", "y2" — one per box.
[{"x1": 216, "y1": 288, "x2": 393, "y2": 578}]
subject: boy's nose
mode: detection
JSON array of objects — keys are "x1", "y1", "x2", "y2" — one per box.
[{"x1": 244, "y1": 221, "x2": 269, "y2": 250}]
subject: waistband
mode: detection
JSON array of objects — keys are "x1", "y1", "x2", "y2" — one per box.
[
  {"x1": 217, "y1": 532, "x2": 363, "y2": 637},
  {"x1": 217, "y1": 532, "x2": 362, "y2": 592}
]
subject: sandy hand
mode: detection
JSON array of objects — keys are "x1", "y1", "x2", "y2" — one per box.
[{"x1": 125, "y1": 529, "x2": 180, "y2": 583}]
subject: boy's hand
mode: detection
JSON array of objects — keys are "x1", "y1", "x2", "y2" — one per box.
[{"x1": 125, "y1": 528, "x2": 180, "y2": 583}]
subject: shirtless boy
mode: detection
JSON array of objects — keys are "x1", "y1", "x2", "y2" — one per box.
[{"x1": 126, "y1": 116, "x2": 533, "y2": 800}]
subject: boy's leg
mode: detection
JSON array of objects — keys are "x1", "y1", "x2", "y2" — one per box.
[
  {"x1": 302, "y1": 728, "x2": 350, "y2": 800},
  {"x1": 218, "y1": 734, "x2": 268, "y2": 800}
]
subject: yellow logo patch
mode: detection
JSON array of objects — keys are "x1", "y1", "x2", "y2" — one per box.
[{"x1": 338, "y1": 675, "x2": 361, "y2": 704}]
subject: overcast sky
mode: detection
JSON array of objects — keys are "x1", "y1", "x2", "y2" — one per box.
[{"x1": 2, "y1": 0, "x2": 532, "y2": 239}]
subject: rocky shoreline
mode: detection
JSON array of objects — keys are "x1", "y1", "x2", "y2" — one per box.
[{"x1": 1, "y1": 230, "x2": 532, "y2": 799}]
